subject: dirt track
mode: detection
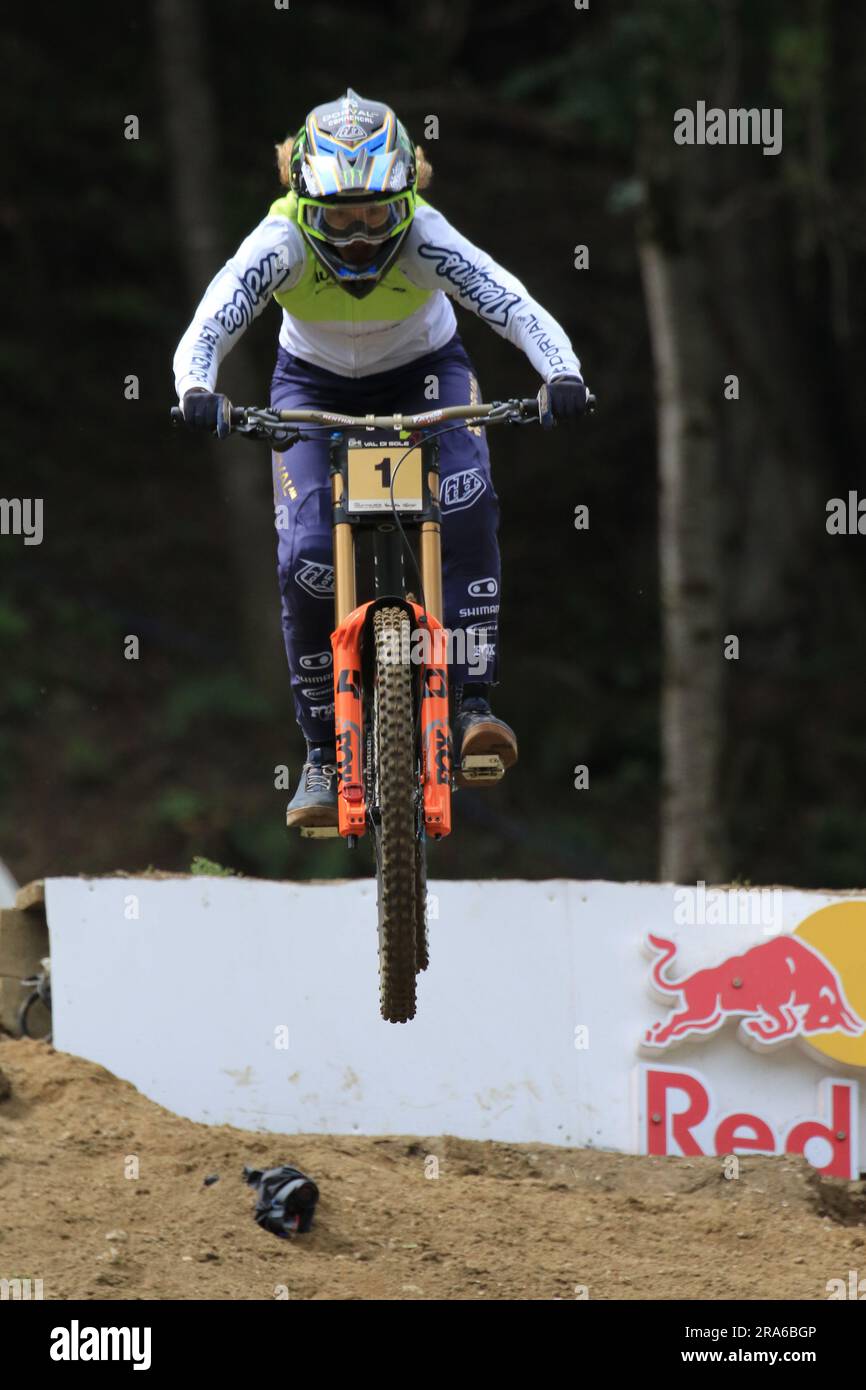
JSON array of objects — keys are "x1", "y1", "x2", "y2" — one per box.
[{"x1": 1, "y1": 1039, "x2": 864, "y2": 1300}]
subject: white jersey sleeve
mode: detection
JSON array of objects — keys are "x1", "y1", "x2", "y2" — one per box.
[
  {"x1": 400, "y1": 204, "x2": 583, "y2": 384},
  {"x1": 173, "y1": 214, "x2": 306, "y2": 400}
]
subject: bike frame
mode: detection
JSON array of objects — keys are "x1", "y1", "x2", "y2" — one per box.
[
  {"x1": 328, "y1": 429, "x2": 452, "y2": 839},
  {"x1": 171, "y1": 391, "x2": 593, "y2": 1021}
]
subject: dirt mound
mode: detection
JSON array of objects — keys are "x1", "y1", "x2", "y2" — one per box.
[{"x1": 0, "y1": 1040, "x2": 864, "y2": 1300}]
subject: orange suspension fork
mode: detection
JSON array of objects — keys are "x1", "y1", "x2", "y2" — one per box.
[
  {"x1": 411, "y1": 605, "x2": 452, "y2": 838},
  {"x1": 414, "y1": 451, "x2": 451, "y2": 836},
  {"x1": 331, "y1": 600, "x2": 453, "y2": 840},
  {"x1": 331, "y1": 603, "x2": 368, "y2": 837}
]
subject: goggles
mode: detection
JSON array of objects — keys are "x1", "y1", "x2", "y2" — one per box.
[{"x1": 299, "y1": 191, "x2": 415, "y2": 248}]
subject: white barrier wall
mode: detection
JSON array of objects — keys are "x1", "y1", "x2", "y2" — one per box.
[
  {"x1": 0, "y1": 860, "x2": 18, "y2": 908},
  {"x1": 45, "y1": 877, "x2": 866, "y2": 1176}
]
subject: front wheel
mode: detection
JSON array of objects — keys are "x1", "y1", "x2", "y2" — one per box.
[
  {"x1": 371, "y1": 607, "x2": 421, "y2": 1022},
  {"x1": 17, "y1": 988, "x2": 52, "y2": 1043},
  {"x1": 415, "y1": 834, "x2": 429, "y2": 974}
]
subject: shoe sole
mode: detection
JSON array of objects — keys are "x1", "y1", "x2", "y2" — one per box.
[
  {"x1": 286, "y1": 805, "x2": 340, "y2": 831},
  {"x1": 457, "y1": 721, "x2": 518, "y2": 789}
]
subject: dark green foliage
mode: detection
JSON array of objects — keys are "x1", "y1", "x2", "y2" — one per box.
[{"x1": 1, "y1": 1, "x2": 864, "y2": 888}]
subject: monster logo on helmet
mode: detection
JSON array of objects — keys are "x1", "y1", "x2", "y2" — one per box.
[{"x1": 290, "y1": 88, "x2": 418, "y2": 299}]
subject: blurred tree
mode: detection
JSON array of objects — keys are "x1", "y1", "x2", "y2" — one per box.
[
  {"x1": 6, "y1": 0, "x2": 865, "y2": 887},
  {"x1": 502, "y1": 0, "x2": 861, "y2": 883},
  {"x1": 638, "y1": 133, "x2": 725, "y2": 882},
  {"x1": 153, "y1": 0, "x2": 283, "y2": 699}
]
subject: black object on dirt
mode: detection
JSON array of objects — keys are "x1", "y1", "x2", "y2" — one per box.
[
  {"x1": 203, "y1": 1173, "x2": 220, "y2": 1186},
  {"x1": 243, "y1": 1164, "x2": 319, "y2": 1235}
]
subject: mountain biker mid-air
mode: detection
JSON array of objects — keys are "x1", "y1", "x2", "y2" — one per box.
[{"x1": 173, "y1": 89, "x2": 589, "y2": 830}]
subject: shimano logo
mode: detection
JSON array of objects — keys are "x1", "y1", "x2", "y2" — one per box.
[
  {"x1": 459, "y1": 604, "x2": 500, "y2": 619},
  {"x1": 468, "y1": 577, "x2": 498, "y2": 598},
  {"x1": 299, "y1": 650, "x2": 332, "y2": 671},
  {"x1": 417, "y1": 244, "x2": 520, "y2": 326},
  {"x1": 465, "y1": 621, "x2": 497, "y2": 669},
  {"x1": 294, "y1": 561, "x2": 335, "y2": 599},
  {"x1": 441, "y1": 470, "x2": 486, "y2": 513}
]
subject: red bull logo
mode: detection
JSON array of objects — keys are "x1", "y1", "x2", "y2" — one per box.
[
  {"x1": 639, "y1": 1068, "x2": 858, "y2": 1177},
  {"x1": 636, "y1": 901, "x2": 866, "y2": 1177},
  {"x1": 643, "y1": 934, "x2": 864, "y2": 1051}
]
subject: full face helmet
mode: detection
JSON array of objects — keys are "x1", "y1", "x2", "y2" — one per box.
[{"x1": 290, "y1": 88, "x2": 418, "y2": 299}]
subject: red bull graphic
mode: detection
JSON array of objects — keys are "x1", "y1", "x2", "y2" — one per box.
[
  {"x1": 643, "y1": 934, "x2": 865, "y2": 1051},
  {"x1": 636, "y1": 902, "x2": 866, "y2": 1177},
  {"x1": 639, "y1": 1068, "x2": 858, "y2": 1178}
]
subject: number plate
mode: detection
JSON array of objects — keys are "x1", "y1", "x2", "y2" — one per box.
[{"x1": 346, "y1": 438, "x2": 423, "y2": 513}]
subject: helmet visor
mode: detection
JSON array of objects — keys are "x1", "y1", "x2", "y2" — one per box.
[{"x1": 300, "y1": 193, "x2": 413, "y2": 248}]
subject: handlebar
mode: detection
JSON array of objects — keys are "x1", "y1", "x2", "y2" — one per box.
[{"x1": 169, "y1": 392, "x2": 596, "y2": 443}]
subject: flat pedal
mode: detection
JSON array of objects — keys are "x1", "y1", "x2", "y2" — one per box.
[
  {"x1": 459, "y1": 753, "x2": 505, "y2": 784},
  {"x1": 299, "y1": 825, "x2": 341, "y2": 839}
]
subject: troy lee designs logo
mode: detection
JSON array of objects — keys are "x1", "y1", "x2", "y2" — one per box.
[
  {"x1": 441, "y1": 469, "x2": 486, "y2": 513},
  {"x1": 294, "y1": 560, "x2": 335, "y2": 599},
  {"x1": 417, "y1": 244, "x2": 520, "y2": 326},
  {"x1": 215, "y1": 249, "x2": 291, "y2": 334}
]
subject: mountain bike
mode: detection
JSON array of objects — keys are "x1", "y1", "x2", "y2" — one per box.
[
  {"x1": 18, "y1": 956, "x2": 52, "y2": 1042},
  {"x1": 172, "y1": 389, "x2": 593, "y2": 1022}
]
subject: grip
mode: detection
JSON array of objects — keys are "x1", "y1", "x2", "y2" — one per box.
[{"x1": 169, "y1": 404, "x2": 247, "y2": 428}]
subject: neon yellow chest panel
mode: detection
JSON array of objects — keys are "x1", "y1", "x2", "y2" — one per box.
[{"x1": 269, "y1": 193, "x2": 433, "y2": 323}]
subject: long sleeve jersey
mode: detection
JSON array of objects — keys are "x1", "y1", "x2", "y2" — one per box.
[{"x1": 173, "y1": 197, "x2": 583, "y2": 399}]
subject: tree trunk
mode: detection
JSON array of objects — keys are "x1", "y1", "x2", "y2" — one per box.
[
  {"x1": 154, "y1": 0, "x2": 283, "y2": 699},
  {"x1": 639, "y1": 237, "x2": 725, "y2": 882}
]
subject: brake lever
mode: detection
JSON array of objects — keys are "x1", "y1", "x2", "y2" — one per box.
[
  {"x1": 265, "y1": 427, "x2": 302, "y2": 451},
  {"x1": 254, "y1": 409, "x2": 302, "y2": 450},
  {"x1": 170, "y1": 405, "x2": 300, "y2": 450},
  {"x1": 237, "y1": 421, "x2": 302, "y2": 450}
]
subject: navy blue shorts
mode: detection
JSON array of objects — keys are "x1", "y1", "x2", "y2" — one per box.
[{"x1": 270, "y1": 333, "x2": 501, "y2": 742}]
